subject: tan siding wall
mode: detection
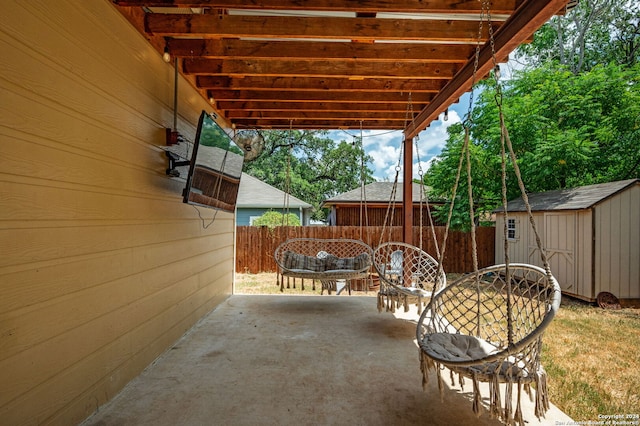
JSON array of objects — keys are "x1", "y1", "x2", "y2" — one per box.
[
  {"x1": 594, "y1": 184, "x2": 640, "y2": 299},
  {"x1": 0, "y1": 1, "x2": 234, "y2": 424}
]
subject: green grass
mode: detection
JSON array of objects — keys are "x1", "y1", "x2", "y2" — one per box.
[
  {"x1": 542, "y1": 298, "x2": 640, "y2": 421},
  {"x1": 235, "y1": 272, "x2": 379, "y2": 296},
  {"x1": 235, "y1": 272, "x2": 323, "y2": 295}
]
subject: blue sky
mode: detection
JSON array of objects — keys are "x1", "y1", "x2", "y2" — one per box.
[{"x1": 328, "y1": 93, "x2": 470, "y2": 182}]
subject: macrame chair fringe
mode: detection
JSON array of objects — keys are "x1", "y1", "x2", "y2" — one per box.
[
  {"x1": 504, "y1": 379, "x2": 513, "y2": 422},
  {"x1": 515, "y1": 380, "x2": 524, "y2": 426},
  {"x1": 472, "y1": 372, "x2": 482, "y2": 417}
]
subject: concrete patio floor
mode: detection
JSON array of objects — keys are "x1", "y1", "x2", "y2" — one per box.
[{"x1": 81, "y1": 295, "x2": 572, "y2": 426}]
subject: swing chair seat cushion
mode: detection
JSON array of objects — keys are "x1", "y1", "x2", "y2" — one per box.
[
  {"x1": 422, "y1": 333, "x2": 499, "y2": 363},
  {"x1": 423, "y1": 333, "x2": 529, "y2": 380},
  {"x1": 379, "y1": 285, "x2": 433, "y2": 298},
  {"x1": 281, "y1": 251, "x2": 370, "y2": 275}
]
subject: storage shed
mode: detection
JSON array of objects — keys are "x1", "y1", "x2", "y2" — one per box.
[{"x1": 495, "y1": 179, "x2": 640, "y2": 305}]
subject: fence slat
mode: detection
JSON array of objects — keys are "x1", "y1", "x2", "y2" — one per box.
[{"x1": 236, "y1": 226, "x2": 495, "y2": 274}]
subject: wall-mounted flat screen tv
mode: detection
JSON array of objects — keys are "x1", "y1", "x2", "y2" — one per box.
[{"x1": 183, "y1": 111, "x2": 244, "y2": 213}]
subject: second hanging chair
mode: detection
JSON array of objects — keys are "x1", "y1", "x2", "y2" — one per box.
[{"x1": 372, "y1": 114, "x2": 447, "y2": 314}]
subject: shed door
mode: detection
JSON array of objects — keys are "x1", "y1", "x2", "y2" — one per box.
[{"x1": 541, "y1": 212, "x2": 576, "y2": 292}]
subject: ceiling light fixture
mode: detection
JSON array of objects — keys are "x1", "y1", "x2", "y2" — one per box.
[{"x1": 163, "y1": 38, "x2": 171, "y2": 63}]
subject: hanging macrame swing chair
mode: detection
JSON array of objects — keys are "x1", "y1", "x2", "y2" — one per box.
[
  {"x1": 273, "y1": 124, "x2": 373, "y2": 294},
  {"x1": 373, "y1": 97, "x2": 447, "y2": 314},
  {"x1": 415, "y1": 5, "x2": 561, "y2": 425}
]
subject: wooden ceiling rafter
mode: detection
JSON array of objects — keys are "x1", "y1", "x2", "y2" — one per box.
[
  {"x1": 144, "y1": 13, "x2": 498, "y2": 42},
  {"x1": 226, "y1": 111, "x2": 409, "y2": 120},
  {"x1": 215, "y1": 101, "x2": 425, "y2": 112},
  {"x1": 182, "y1": 58, "x2": 460, "y2": 79},
  {"x1": 112, "y1": 0, "x2": 571, "y2": 131},
  {"x1": 206, "y1": 90, "x2": 434, "y2": 103},
  {"x1": 116, "y1": 0, "x2": 520, "y2": 16},
  {"x1": 196, "y1": 76, "x2": 448, "y2": 93},
  {"x1": 229, "y1": 119, "x2": 406, "y2": 130},
  {"x1": 167, "y1": 38, "x2": 475, "y2": 63}
]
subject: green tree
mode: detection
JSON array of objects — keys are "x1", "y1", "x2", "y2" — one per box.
[
  {"x1": 244, "y1": 130, "x2": 375, "y2": 221},
  {"x1": 516, "y1": 0, "x2": 639, "y2": 73},
  {"x1": 252, "y1": 210, "x2": 300, "y2": 228},
  {"x1": 426, "y1": 63, "x2": 640, "y2": 229},
  {"x1": 424, "y1": 123, "x2": 499, "y2": 231}
]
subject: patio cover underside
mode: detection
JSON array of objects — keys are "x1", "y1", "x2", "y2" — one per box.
[{"x1": 80, "y1": 295, "x2": 572, "y2": 425}]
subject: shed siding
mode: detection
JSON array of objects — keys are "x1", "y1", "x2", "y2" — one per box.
[
  {"x1": 575, "y1": 211, "x2": 593, "y2": 299},
  {"x1": 594, "y1": 184, "x2": 640, "y2": 299},
  {"x1": 544, "y1": 212, "x2": 576, "y2": 293},
  {"x1": 496, "y1": 212, "x2": 593, "y2": 299},
  {"x1": 0, "y1": 1, "x2": 233, "y2": 424},
  {"x1": 495, "y1": 213, "x2": 545, "y2": 268}
]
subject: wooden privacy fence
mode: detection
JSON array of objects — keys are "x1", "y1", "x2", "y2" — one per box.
[{"x1": 236, "y1": 226, "x2": 495, "y2": 274}]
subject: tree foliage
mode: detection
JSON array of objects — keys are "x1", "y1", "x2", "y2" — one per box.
[
  {"x1": 243, "y1": 130, "x2": 375, "y2": 221},
  {"x1": 426, "y1": 63, "x2": 640, "y2": 230},
  {"x1": 516, "y1": 0, "x2": 639, "y2": 73},
  {"x1": 252, "y1": 210, "x2": 300, "y2": 228}
]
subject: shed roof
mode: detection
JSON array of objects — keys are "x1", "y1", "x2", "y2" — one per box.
[
  {"x1": 236, "y1": 173, "x2": 312, "y2": 209},
  {"x1": 504, "y1": 179, "x2": 639, "y2": 212},
  {"x1": 322, "y1": 182, "x2": 440, "y2": 206}
]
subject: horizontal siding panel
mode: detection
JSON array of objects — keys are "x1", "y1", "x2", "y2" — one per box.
[
  {"x1": 0, "y1": 230, "x2": 232, "y2": 326},
  {"x1": 0, "y1": 212, "x2": 232, "y2": 270},
  {"x1": 0, "y1": 3, "x2": 195, "y2": 142},
  {"x1": 0, "y1": 250, "x2": 232, "y2": 409},
  {"x1": 1, "y1": 282, "x2": 229, "y2": 425},
  {"x1": 0, "y1": 179, "x2": 222, "y2": 222},
  {"x1": 0, "y1": 220, "x2": 232, "y2": 308},
  {"x1": 0, "y1": 111, "x2": 167, "y2": 187}
]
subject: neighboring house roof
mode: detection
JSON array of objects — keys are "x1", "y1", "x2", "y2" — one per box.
[
  {"x1": 322, "y1": 182, "x2": 441, "y2": 206},
  {"x1": 236, "y1": 173, "x2": 312, "y2": 209},
  {"x1": 504, "y1": 179, "x2": 639, "y2": 212}
]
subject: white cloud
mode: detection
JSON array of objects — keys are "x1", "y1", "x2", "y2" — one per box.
[
  {"x1": 410, "y1": 109, "x2": 462, "y2": 179},
  {"x1": 326, "y1": 96, "x2": 468, "y2": 182}
]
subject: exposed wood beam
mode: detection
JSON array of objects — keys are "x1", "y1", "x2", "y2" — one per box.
[
  {"x1": 183, "y1": 58, "x2": 459, "y2": 79},
  {"x1": 197, "y1": 76, "x2": 448, "y2": 93},
  {"x1": 115, "y1": 0, "x2": 519, "y2": 15},
  {"x1": 207, "y1": 90, "x2": 433, "y2": 103},
  {"x1": 405, "y1": 0, "x2": 571, "y2": 139},
  {"x1": 145, "y1": 13, "x2": 497, "y2": 42},
  {"x1": 230, "y1": 119, "x2": 405, "y2": 130},
  {"x1": 112, "y1": 0, "x2": 567, "y2": 133},
  {"x1": 168, "y1": 39, "x2": 474, "y2": 63},
  {"x1": 216, "y1": 101, "x2": 426, "y2": 112},
  {"x1": 226, "y1": 111, "x2": 409, "y2": 121}
]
